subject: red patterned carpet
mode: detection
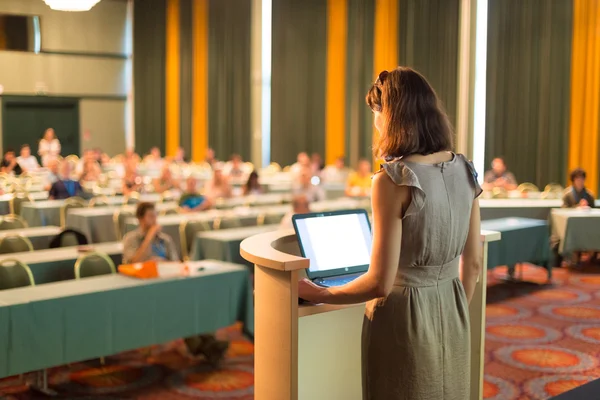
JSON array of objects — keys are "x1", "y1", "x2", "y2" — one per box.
[{"x1": 2, "y1": 265, "x2": 600, "y2": 399}]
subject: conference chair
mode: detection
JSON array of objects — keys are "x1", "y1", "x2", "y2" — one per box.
[
  {"x1": 65, "y1": 154, "x2": 80, "y2": 163},
  {"x1": 213, "y1": 217, "x2": 243, "y2": 230},
  {"x1": 160, "y1": 190, "x2": 177, "y2": 203},
  {"x1": 0, "y1": 235, "x2": 34, "y2": 254},
  {"x1": 89, "y1": 196, "x2": 110, "y2": 207},
  {"x1": 257, "y1": 212, "x2": 285, "y2": 226},
  {"x1": 74, "y1": 251, "x2": 116, "y2": 279},
  {"x1": 49, "y1": 229, "x2": 89, "y2": 248},
  {"x1": 517, "y1": 183, "x2": 540, "y2": 194},
  {"x1": 59, "y1": 197, "x2": 86, "y2": 229},
  {"x1": 0, "y1": 258, "x2": 35, "y2": 290},
  {"x1": 179, "y1": 220, "x2": 212, "y2": 260},
  {"x1": 541, "y1": 183, "x2": 565, "y2": 199},
  {"x1": 125, "y1": 191, "x2": 141, "y2": 205},
  {"x1": 0, "y1": 214, "x2": 28, "y2": 230},
  {"x1": 113, "y1": 209, "x2": 134, "y2": 240},
  {"x1": 491, "y1": 187, "x2": 508, "y2": 199},
  {"x1": 159, "y1": 208, "x2": 178, "y2": 216},
  {"x1": 9, "y1": 192, "x2": 34, "y2": 216}
]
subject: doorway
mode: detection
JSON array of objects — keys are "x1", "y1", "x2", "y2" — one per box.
[{"x1": 1, "y1": 96, "x2": 80, "y2": 161}]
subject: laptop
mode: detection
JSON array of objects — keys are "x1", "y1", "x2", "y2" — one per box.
[{"x1": 293, "y1": 209, "x2": 372, "y2": 287}]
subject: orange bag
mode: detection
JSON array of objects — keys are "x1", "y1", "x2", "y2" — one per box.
[{"x1": 118, "y1": 260, "x2": 159, "y2": 279}]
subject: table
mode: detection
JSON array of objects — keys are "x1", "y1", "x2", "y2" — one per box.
[
  {"x1": 0, "y1": 226, "x2": 62, "y2": 250},
  {"x1": 481, "y1": 218, "x2": 550, "y2": 278},
  {"x1": 551, "y1": 208, "x2": 600, "y2": 256},
  {"x1": 190, "y1": 224, "x2": 279, "y2": 265},
  {"x1": 550, "y1": 377, "x2": 600, "y2": 399},
  {"x1": 65, "y1": 203, "x2": 178, "y2": 243},
  {"x1": 3, "y1": 242, "x2": 123, "y2": 284},
  {"x1": 0, "y1": 192, "x2": 49, "y2": 215},
  {"x1": 0, "y1": 260, "x2": 254, "y2": 378},
  {"x1": 479, "y1": 199, "x2": 600, "y2": 221},
  {"x1": 215, "y1": 193, "x2": 292, "y2": 209}
]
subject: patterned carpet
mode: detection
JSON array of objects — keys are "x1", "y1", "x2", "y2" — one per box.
[{"x1": 2, "y1": 264, "x2": 600, "y2": 399}]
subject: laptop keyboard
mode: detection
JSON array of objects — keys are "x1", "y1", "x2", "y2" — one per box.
[{"x1": 317, "y1": 274, "x2": 361, "y2": 287}]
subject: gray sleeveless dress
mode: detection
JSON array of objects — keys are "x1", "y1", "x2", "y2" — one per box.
[{"x1": 362, "y1": 153, "x2": 482, "y2": 400}]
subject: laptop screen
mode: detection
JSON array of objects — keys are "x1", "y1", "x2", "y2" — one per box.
[{"x1": 293, "y1": 209, "x2": 372, "y2": 279}]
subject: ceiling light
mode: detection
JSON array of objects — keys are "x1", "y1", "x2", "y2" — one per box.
[{"x1": 43, "y1": 0, "x2": 101, "y2": 12}]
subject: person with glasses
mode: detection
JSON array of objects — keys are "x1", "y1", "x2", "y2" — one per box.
[{"x1": 298, "y1": 67, "x2": 482, "y2": 399}]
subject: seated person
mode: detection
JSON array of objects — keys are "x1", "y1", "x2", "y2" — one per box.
[
  {"x1": 223, "y1": 154, "x2": 246, "y2": 179},
  {"x1": 144, "y1": 146, "x2": 164, "y2": 170},
  {"x1": 80, "y1": 159, "x2": 102, "y2": 183},
  {"x1": 204, "y1": 164, "x2": 233, "y2": 199},
  {"x1": 205, "y1": 147, "x2": 217, "y2": 167},
  {"x1": 179, "y1": 177, "x2": 212, "y2": 212},
  {"x1": 122, "y1": 160, "x2": 142, "y2": 195},
  {"x1": 311, "y1": 152, "x2": 324, "y2": 173},
  {"x1": 122, "y1": 202, "x2": 228, "y2": 364},
  {"x1": 16, "y1": 144, "x2": 40, "y2": 172},
  {"x1": 153, "y1": 164, "x2": 178, "y2": 193},
  {"x1": 345, "y1": 159, "x2": 372, "y2": 197},
  {"x1": 290, "y1": 152, "x2": 311, "y2": 179},
  {"x1": 280, "y1": 194, "x2": 310, "y2": 230},
  {"x1": 563, "y1": 168, "x2": 595, "y2": 208},
  {"x1": 243, "y1": 171, "x2": 264, "y2": 195},
  {"x1": 483, "y1": 157, "x2": 517, "y2": 191},
  {"x1": 292, "y1": 166, "x2": 326, "y2": 202},
  {"x1": 1, "y1": 149, "x2": 23, "y2": 175},
  {"x1": 44, "y1": 159, "x2": 60, "y2": 190},
  {"x1": 174, "y1": 147, "x2": 187, "y2": 164},
  {"x1": 49, "y1": 162, "x2": 84, "y2": 200},
  {"x1": 321, "y1": 156, "x2": 350, "y2": 183}
]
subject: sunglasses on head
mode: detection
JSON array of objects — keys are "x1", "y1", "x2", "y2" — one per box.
[{"x1": 375, "y1": 70, "x2": 389, "y2": 85}]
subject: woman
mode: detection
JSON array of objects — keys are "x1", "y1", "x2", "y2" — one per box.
[
  {"x1": 243, "y1": 171, "x2": 263, "y2": 195},
  {"x1": 122, "y1": 160, "x2": 142, "y2": 195},
  {"x1": 298, "y1": 67, "x2": 482, "y2": 399},
  {"x1": 38, "y1": 128, "x2": 61, "y2": 167},
  {"x1": 204, "y1": 165, "x2": 232, "y2": 200},
  {"x1": 80, "y1": 159, "x2": 101, "y2": 183}
]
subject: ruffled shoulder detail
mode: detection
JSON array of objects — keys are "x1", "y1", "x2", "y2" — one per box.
[
  {"x1": 456, "y1": 154, "x2": 483, "y2": 199},
  {"x1": 379, "y1": 160, "x2": 426, "y2": 218}
]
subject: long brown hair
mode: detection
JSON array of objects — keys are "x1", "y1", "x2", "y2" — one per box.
[{"x1": 366, "y1": 67, "x2": 454, "y2": 159}]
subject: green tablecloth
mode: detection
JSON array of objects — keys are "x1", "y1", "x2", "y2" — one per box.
[
  {"x1": 3, "y1": 242, "x2": 123, "y2": 284},
  {"x1": 190, "y1": 224, "x2": 279, "y2": 265},
  {"x1": 20, "y1": 200, "x2": 65, "y2": 227},
  {"x1": 66, "y1": 203, "x2": 178, "y2": 243},
  {"x1": 0, "y1": 226, "x2": 62, "y2": 250},
  {"x1": 551, "y1": 209, "x2": 600, "y2": 255},
  {"x1": 479, "y1": 199, "x2": 562, "y2": 221},
  {"x1": 481, "y1": 217, "x2": 550, "y2": 276},
  {"x1": 0, "y1": 260, "x2": 253, "y2": 378}
]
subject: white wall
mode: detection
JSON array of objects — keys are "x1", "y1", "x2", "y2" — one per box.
[{"x1": 0, "y1": 0, "x2": 129, "y2": 155}]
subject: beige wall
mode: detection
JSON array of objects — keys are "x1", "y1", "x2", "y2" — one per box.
[{"x1": 0, "y1": 0, "x2": 129, "y2": 156}]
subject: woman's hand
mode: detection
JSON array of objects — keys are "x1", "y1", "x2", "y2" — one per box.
[{"x1": 298, "y1": 278, "x2": 328, "y2": 303}]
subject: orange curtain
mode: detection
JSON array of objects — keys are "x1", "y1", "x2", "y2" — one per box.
[
  {"x1": 372, "y1": 0, "x2": 398, "y2": 171},
  {"x1": 192, "y1": 0, "x2": 209, "y2": 163},
  {"x1": 325, "y1": 0, "x2": 348, "y2": 165},
  {"x1": 166, "y1": 0, "x2": 181, "y2": 157},
  {"x1": 568, "y1": 0, "x2": 600, "y2": 195}
]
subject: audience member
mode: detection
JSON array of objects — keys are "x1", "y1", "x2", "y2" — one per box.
[
  {"x1": 290, "y1": 152, "x2": 310, "y2": 178},
  {"x1": 122, "y1": 160, "x2": 142, "y2": 195},
  {"x1": 174, "y1": 147, "x2": 187, "y2": 163},
  {"x1": 205, "y1": 148, "x2": 217, "y2": 166},
  {"x1": 1, "y1": 149, "x2": 22, "y2": 175},
  {"x1": 204, "y1": 164, "x2": 232, "y2": 200},
  {"x1": 223, "y1": 154, "x2": 246, "y2": 178},
  {"x1": 345, "y1": 159, "x2": 372, "y2": 197},
  {"x1": 243, "y1": 171, "x2": 264, "y2": 195},
  {"x1": 483, "y1": 157, "x2": 517, "y2": 191},
  {"x1": 145, "y1": 147, "x2": 164, "y2": 170},
  {"x1": 49, "y1": 161, "x2": 83, "y2": 200},
  {"x1": 563, "y1": 168, "x2": 595, "y2": 208},
  {"x1": 292, "y1": 166, "x2": 325, "y2": 202},
  {"x1": 280, "y1": 194, "x2": 310, "y2": 230},
  {"x1": 322, "y1": 156, "x2": 350, "y2": 183},
  {"x1": 311, "y1": 153, "x2": 324, "y2": 173},
  {"x1": 179, "y1": 177, "x2": 212, "y2": 212},
  {"x1": 38, "y1": 128, "x2": 61, "y2": 167},
  {"x1": 44, "y1": 159, "x2": 60, "y2": 190},
  {"x1": 17, "y1": 144, "x2": 40, "y2": 172},
  {"x1": 153, "y1": 165, "x2": 178, "y2": 193},
  {"x1": 122, "y1": 202, "x2": 228, "y2": 365}
]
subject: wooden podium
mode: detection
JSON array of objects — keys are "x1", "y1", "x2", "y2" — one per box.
[{"x1": 241, "y1": 229, "x2": 500, "y2": 400}]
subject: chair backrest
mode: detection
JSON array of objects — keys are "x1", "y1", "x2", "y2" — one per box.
[
  {"x1": 492, "y1": 187, "x2": 508, "y2": 199},
  {"x1": 0, "y1": 259, "x2": 34, "y2": 290},
  {"x1": 160, "y1": 190, "x2": 176, "y2": 203},
  {"x1": 113, "y1": 209, "x2": 134, "y2": 240},
  {"x1": 214, "y1": 217, "x2": 242, "y2": 230},
  {"x1": 544, "y1": 183, "x2": 564, "y2": 194},
  {"x1": 75, "y1": 252, "x2": 116, "y2": 279},
  {"x1": 125, "y1": 192, "x2": 141, "y2": 204},
  {"x1": 0, "y1": 214, "x2": 28, "y2": 230},
  {"x1": 9, "y1": 192, "x2": 32, "y2": 216},
  {"x1": 179, "y1": 220, "x2": 212, "y2": 260},
  {"x1": 49, "y1": 229, "x2": 89, "y2": 248},
  {"x1": 517, "y1": 183, "x2": 540, "y2": 193},
  {"x1": 89, "y1": 196, "x2": 110, "y2": 207},
  {"x1": 0, "y1": 235, "x2": 34, "y2": 254},
  {"x1": 60, "y1": 198, "x2": 86, "y2": 228},
  {"x1": 159, "y1": 208, "x2": 178, "y2": 216}
]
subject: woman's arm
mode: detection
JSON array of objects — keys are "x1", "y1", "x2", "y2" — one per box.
[
  {"x1": 460, "y1": 200, "x2": 482, "y2": 303},
  {"x1": 298, "y1": 172, "x2": 408, "y2": 304}
]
